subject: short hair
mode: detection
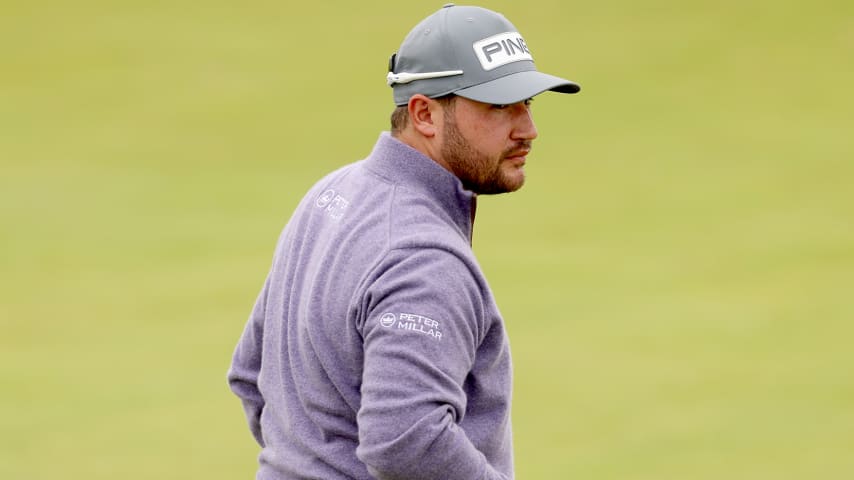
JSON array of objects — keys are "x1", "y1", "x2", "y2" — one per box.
[{"x1": 390, "y1": 95, "x2": 457, "y2": 136}]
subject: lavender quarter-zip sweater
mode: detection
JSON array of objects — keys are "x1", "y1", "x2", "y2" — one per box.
[{"x1": 228, "y1": 133, "x2": 513, "y2": 480}]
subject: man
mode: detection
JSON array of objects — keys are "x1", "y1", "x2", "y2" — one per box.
[{"x1": 228, "y1": 4, "x2": 580, "y2": 479}]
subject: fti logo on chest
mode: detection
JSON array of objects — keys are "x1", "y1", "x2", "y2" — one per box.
[{"x1": 315, "y1": 189, "x2": 350, "y2": 220}]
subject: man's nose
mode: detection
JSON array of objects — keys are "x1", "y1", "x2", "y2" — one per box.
[{"x1": 511, "y1": 104, "x2": 538, "y2": 141}]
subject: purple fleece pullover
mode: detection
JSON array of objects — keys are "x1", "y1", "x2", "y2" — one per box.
[{"x1": 228, "y1": 133, "x2": 513, "y2": 480}]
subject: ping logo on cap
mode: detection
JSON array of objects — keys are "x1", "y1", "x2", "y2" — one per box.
[{"x1": 473, "y1": 31, "x2": 533, "y2": 71}]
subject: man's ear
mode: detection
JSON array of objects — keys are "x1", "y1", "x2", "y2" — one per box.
[{"x1": 407, "y1": 94, "x2": 440, "y2": 138}]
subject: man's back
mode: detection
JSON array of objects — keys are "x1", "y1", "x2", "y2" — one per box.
[{"x1": 229, "y1": 133, "x2": 513, "y2": 479}]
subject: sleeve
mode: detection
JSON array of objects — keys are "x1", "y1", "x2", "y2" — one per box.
[
  {"x1": 355, "y1": 248, "x2": 509, "y2": 480},
  {"x1": 226, "y1": 276, "x2": 269, "y2": 447}
]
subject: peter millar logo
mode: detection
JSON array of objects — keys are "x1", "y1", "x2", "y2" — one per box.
[
  {"x1": 380, "y1": 313, "x2": 397, "y2": 328},
  {"x1": 377, "y1": 312, "x2": 443, "y2": 340},
  {"x1": 473, "y1": 31, "x2": 533, "y2": 71}
]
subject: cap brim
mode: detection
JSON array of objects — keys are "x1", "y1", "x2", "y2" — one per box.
[{"x1": 453, "y1": 70, "x2": 580, "y2": 105}]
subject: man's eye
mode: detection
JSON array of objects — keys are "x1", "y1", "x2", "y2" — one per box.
[{"x1": 491, "y1": 99, "x2": 534, "y2": 110}]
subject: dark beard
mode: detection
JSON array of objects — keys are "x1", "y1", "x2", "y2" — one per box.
[{"x1": 441, "y1": 111, "x2": 528, "y2": 195}]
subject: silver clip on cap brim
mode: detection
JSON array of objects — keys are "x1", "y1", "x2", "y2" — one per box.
[{"x1": 386, "y1": 70, "x2": 464, "y2": 86}]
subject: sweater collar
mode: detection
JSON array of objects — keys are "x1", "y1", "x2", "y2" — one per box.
[{"x1": 364, "y1": 132, "x2": 476, "y2": 242}]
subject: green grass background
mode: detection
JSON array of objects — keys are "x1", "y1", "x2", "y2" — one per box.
[{"x1": 2, "y1": 0, "x2": 852, "y2": 478}]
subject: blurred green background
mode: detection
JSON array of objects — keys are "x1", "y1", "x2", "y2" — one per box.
[{"x1": 2, "y1": 0, "x2": 852, "y2": 478}]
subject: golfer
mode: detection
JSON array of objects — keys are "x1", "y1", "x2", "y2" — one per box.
[{"x1": 228, "y1": 4, "x2": 580, "y2": 479}]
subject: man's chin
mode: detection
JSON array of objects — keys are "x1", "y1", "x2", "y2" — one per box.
[
  {"x1": 477, "y1": 174, "x2": 525, "y2": 195},
  {"x1": 502, "y1": 164, "x2": 527, "y2": 192}
]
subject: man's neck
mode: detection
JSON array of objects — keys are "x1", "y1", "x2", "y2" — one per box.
[{"x1": 393, "y1": 129, "x2": 451, "y2": 175}]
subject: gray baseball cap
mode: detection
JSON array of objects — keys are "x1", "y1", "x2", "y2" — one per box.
[{"x1": 388, "y1": 4, "x2": 580, "y2": 106}]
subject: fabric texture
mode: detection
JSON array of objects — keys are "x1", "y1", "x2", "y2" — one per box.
[{"x1": 228, "y1": 132, "x2": 514, "y2": 480}]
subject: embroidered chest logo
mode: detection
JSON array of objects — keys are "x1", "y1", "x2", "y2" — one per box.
[
  {"x1": 380, "y1": 312, "x2": 443, "y2": 341},
  {"x1": 315, "y1": 189, "x2": 350, "y2": 220}
]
